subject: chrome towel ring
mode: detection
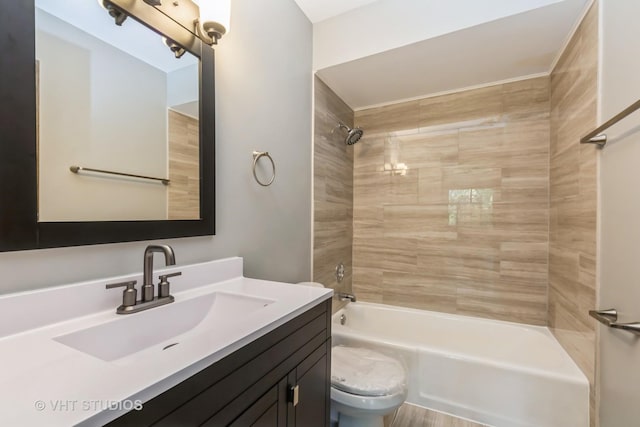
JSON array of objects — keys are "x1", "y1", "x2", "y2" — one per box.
[{"x1": 252, "y1": 151, "x2": 275, "y2": 186}]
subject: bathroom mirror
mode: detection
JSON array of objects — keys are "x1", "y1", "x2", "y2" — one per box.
[
  {"x1": 36, "y1": 0, "x2": 200, "y2": 222},
  {"x1": 0, "y1": 0, "x2": 215, "y2": 251}
]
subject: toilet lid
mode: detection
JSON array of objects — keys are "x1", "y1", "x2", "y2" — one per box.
[{"x1": 331, "y1": 346, "x2": 406, "y2": 397}]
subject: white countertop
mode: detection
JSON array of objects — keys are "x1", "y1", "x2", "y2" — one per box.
[{"x1": 0, "y1": 257, "x2": 332, "y2": 426}]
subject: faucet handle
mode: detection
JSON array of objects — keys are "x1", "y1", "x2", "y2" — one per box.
[
  {"x1": 159, "y1": 272, "x2": 182, "y2": 280},
  {"x1": 106, "y1": 280, "x2": 137, "y2": 289},
  {"x1": 158, "y1": 272, "x2": 181, "y2": 298},
  {"x1": 106, "y1": 280, "x2": 137, "y2": 307}
]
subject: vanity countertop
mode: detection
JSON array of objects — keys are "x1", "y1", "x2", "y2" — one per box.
[{"x1": 0, "y1": 257, "x2": 332, "y2": 426}]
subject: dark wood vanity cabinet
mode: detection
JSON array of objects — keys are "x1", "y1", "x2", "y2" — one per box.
[{"x1": 106, "y1": 299, "x2": 331, "y2": 427}]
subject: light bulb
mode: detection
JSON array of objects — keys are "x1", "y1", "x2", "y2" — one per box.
[{"x1": 193, "y1": 0, "x2": 231, "y2": 43}]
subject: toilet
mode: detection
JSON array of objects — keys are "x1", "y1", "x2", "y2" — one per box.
[{"x1": 331, "y1": 345, "x2": 407, "y2": 427}]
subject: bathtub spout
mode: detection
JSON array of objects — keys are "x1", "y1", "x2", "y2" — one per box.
[{"x1": 336, "y1": 292, "x2": 356, "y2": 302}]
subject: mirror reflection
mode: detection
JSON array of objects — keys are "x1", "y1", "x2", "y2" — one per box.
[{"x1": 35, "y1": 0, "x2": 200, "y2": 222}]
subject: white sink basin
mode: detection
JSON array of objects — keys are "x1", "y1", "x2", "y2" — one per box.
[
  {"x1": 54, "y1": 292, "x2": 275, "y2": 361},
  {"x1": 0, "y1": 257, "x2": 334, "y2": 427}
]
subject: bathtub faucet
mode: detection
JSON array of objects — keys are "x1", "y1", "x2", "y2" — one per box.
[{"x1": 336, "y1": 292, "x2": 356, "y2": 302}]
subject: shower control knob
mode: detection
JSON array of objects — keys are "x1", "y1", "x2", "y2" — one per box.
[{"x1": 335, "y1": 262, "x2": 345, "y2": 283}]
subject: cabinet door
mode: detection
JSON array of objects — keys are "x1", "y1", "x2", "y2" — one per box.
[
  {"x1": 289, "y1": 341, "x2": 330, "y2": 427},
  {"x1": 205, "y1": 377, "x2": 289, "y2": 427},
  {"x1": 228, "y1": 385, "x2": 279, "y2": 427}
]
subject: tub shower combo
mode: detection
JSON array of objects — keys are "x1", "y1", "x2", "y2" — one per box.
[{"x1": 332, "y1": 302, "x2": 588, "y2": 427}]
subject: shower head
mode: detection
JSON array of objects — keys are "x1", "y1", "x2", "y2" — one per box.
[
  {"x1": 345, "y1": 127, "x2": 364, "y2": 145},
  {"x1": 334, "y1": 123, "x2": 364, "y2": 145}
]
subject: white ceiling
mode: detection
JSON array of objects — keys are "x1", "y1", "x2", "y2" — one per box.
[
  {"x1": 39, "y1": 0, "x2": 592, "y2": 110},
  {"x1": 293, "y1": 0, "x2": 380, "y2": 23},
  {"x1": 310, "y1": 0, "x2": 591, "y2": 109}
]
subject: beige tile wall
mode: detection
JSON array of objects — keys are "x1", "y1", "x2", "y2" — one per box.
[
  {"x1": 168, "y1": 110, "x2": 200, "y2": 220},
  {"x1": 548, "y1": 2, "x2": 599, "y2": 425},
  {"x1": 353, "y1": 77, "x2": 551, "y2": 325},
  {"x1": 314, "y1": 4, "x2": 598, "y2": 423},
  {"x1": 313, "y1": 77, "x2": 354, "y2": 305}
]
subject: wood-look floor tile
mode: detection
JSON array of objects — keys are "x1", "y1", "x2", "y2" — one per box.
[{"x1": 389, "y1": 404, "x2": 488, "y2": 427}]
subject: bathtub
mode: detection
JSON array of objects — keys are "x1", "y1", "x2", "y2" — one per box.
[{"x1": 332, "y1": 302, "x2": 589, "y2": 427}]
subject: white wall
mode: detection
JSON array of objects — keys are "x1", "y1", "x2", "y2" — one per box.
[
  {"x1": 0, "y1": 0, "x2": 312, "y2": 294},
  {"x1": 313, "y1": 0, "x2": 562, "y2": 71},
  {"x1": 597, "y1": 1, "x2": 640, "y2": 425},
  {"x1": 167, "y1": 64, "x2": 199, "y2": 109},
  {"x1": 37, "y1": 10, "x2": 168, "y2": 221}
]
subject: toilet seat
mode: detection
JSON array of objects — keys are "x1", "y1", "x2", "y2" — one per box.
[{"x1": 331, "y1": 346, "x2": 406, "y2": 397}]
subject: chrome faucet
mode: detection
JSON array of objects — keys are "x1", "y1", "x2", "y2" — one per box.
[
  {"x1": 143, "y1": 244, "x2": 176, "y2": 302},
  {"x1": 336, "y1": 292, "x2": 356, "y2": 303},
  {"x1": 106, "y1": 244, "x2": 181, "y2": 314}
]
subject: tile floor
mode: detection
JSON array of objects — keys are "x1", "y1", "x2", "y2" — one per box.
[{"x1": 388, "y1": 403, "x2": 489, "y2": 427}]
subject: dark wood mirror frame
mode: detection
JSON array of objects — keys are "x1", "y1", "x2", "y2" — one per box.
[{"x1": 0, "y1": 0, "x2": 215, "y2": 252}]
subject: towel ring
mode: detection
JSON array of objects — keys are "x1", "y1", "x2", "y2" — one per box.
[{"x1": 252, "y1": 151, "x2": 275, "y2": 187}]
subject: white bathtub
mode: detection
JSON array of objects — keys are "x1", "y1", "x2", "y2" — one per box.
[{"x1": 332, "y1": 302, "x2": 589, "y2": 427}]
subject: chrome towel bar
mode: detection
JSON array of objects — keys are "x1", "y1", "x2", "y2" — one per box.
[
  {"x1": 589, "y1": 308, "x2": 640, "y2": 336},
  {"x1": 581, "y1": 99, "x2": 640, "y2": 148},
  {"x1": 69, "y1": 166, "x2": 170, "y2": 185}
]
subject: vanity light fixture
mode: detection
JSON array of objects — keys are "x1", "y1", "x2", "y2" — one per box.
[
  {"x1": 192, "y1": 0, "x2": 231, "y2": 45},
  {"x1": 98, "y1": 0, "x2": 230, "y2": 52},
  {"x1": 97, "y1": 0, "x2": 128, "y2": 26},
  {"x1": 162, "y1": 37, "x2": 186, "y2": 58}
]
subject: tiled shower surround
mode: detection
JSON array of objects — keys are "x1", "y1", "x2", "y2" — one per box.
[
  {"x1": 168, "y1": 110, "x2": 199, "y2": 220},
  {"x1": 549, "y1": 2, "x2": 598, "y2": 424},
  {"x1": 314, "y1": 5, "x2": 599, "y2": 422},
  {"x1": 313, "y1": 77, "x2": 354, "y2": 305},
  {"x1": 352, "y1": 77, "x2": 551, "y2": 325}
]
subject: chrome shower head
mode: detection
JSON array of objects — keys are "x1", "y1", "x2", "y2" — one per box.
[
  {"x1": 345, "y1": 127, "x2": 363, "y2": 145},
  {"x1": 334, "y1": 123, "x2": 364, "y2": 145}
]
